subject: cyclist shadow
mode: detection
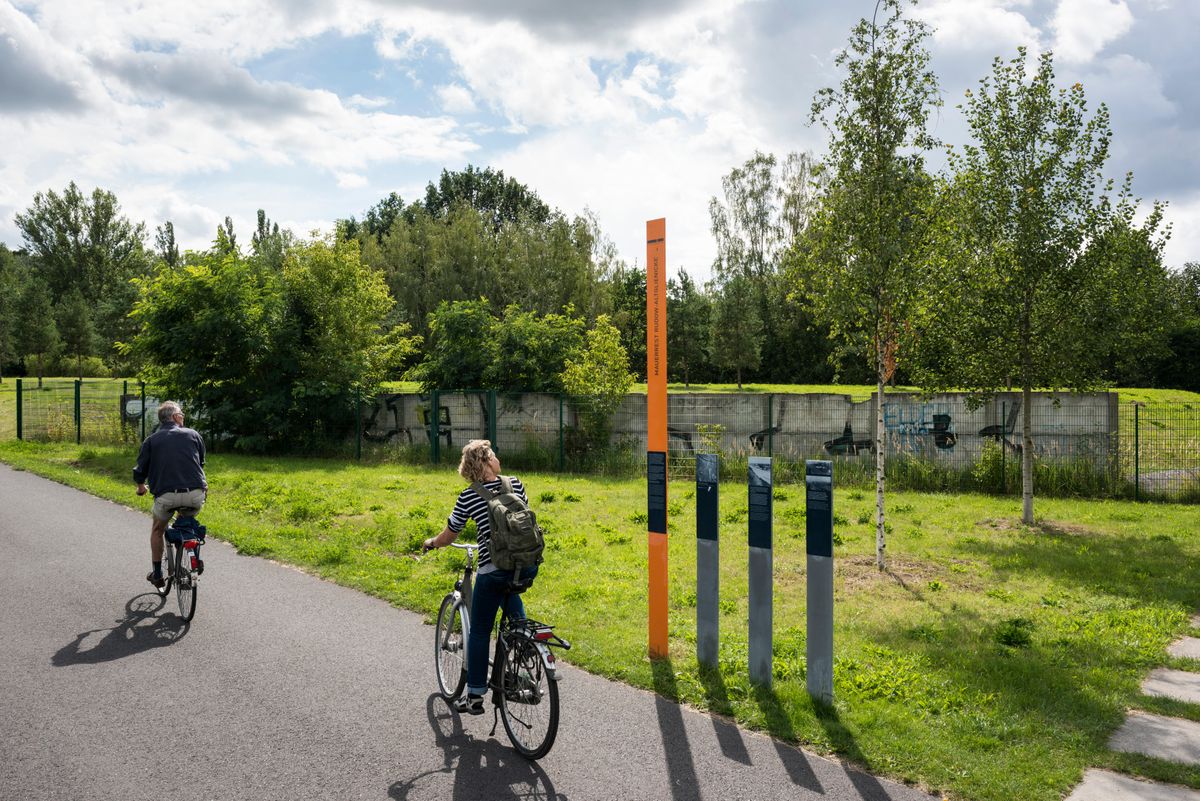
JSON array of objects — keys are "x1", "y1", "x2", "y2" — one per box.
[
  {"x1": 52, "y1": 592, "x2": 190, "y2": 666},
  {"x1": 386, "y1": 694, "x2": 564, "y2": 801}
]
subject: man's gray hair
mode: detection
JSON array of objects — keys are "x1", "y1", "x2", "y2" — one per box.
[{"x1": 158, "y1": 401, "x2": 182, "y2": 425}]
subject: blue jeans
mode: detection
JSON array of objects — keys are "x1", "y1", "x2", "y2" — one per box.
[{"x1": 467, "y1": 566, "x2": 538, "y2": 696}]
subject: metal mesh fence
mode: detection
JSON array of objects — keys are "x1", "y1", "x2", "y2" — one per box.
[{"x1": 4, "y1": 383, "x2": 1198, "y2": 502}]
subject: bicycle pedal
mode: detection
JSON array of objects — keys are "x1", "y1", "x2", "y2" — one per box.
[{"x1": 195, "y1": 560, "x2": 204, "y2": 575}]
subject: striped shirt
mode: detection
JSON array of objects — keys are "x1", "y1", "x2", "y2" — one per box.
[{"x1": 447, "y1": 476, "x2": 527, "y2": 573}]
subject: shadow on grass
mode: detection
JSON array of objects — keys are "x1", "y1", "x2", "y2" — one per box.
[{"x1": 812, "y1": 700, "x2": 894, "y2": 801}]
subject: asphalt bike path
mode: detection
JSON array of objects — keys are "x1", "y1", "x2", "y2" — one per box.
[{"x1": 0, "y1": 463, "x2": 936, "y2": 801}]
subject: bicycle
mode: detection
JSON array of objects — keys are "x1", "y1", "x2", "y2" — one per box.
[
  {"x1": 156, "y1": 511, "x2": 206, "y2": 623},
  {"x1": 433, "y1": 542, "x2": 570, "y2": 760}
]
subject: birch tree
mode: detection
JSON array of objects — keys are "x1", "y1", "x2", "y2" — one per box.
[{"x1": 807, "y1": 0, "x2": 941, "y2": 569}]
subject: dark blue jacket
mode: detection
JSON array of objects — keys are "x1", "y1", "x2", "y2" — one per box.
[{"x1": 132, "y1": 422, "x2": 207, "y2": 496}]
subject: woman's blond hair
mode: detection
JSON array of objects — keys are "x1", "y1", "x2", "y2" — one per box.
[{"x1": 458, "y1": 439, "x2": 495, "y2": 482}]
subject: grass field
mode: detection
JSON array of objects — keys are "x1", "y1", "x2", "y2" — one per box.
[{"x1": 1, "y1": 440, "x2": 1198, "y2": 801}]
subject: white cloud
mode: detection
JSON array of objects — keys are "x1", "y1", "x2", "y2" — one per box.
[
  {"x1": 1162, "y1": 192, "x2": 1200, "y2": 270},
  {"x1": 335, "y1": 171, "x2": 368, "y2": 189},
  {"x1": 346, "y1": 93, "x2": 390, "y2": 109},
  {"x1": 1052, "y1": 0, "x2": 1133, "y2": 63},
  {"x1": 436, "y1": 83, "x2": 476, "y2": 114},
  {"x1": 919, "y1": 0, "x2": 1042, "y2": 54}
]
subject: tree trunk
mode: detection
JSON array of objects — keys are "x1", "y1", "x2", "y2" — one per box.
[
  {"x1": 875, "y1": 368, "x2": 886, "y2": 571},
  {"x1": 1022, "y1": 384, "x2": 1034, "y2": 524}
]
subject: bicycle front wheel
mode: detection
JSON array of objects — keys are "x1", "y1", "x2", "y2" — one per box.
[
  {"x1": 434, "y1": 596, "x2": 467, "y2": 700},
  {"x1": 498, "y1": 636, "x2": 559, "y2": 760},
  {"x1": 175, "y1": 549, "x2": 197, "y2": 622}
]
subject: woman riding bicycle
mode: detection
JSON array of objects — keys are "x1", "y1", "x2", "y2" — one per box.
[{"x1": 423, "y1": 440, "x2": 539, "y2": 715}]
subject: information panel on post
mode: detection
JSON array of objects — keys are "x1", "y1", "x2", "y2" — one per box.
[{"x1": 646, "y1": 217, "x2": 668, "y2": 660}]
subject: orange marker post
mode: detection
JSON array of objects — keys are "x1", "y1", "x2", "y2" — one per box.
[{"x1": 646, "y1": 218, "x2": 668, "y2": 660}]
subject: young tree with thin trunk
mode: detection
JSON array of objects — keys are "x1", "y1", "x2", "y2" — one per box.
[
  {"x1": 806, "y1": 0, "x2": 941, "y2": 570},
  {"x1": 917, "y1": 48, "x2": 1168, "y2": 525}
]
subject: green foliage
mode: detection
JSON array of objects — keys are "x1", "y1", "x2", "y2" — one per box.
[
  {"x1": 562, "y1": 315, "x2": 635, "y2": 450},
  {"x1": 484, "y1": 306, "x2": 584, "y2": 392},
  {"x1": 918, "y1": 48, "x2": 1167, "y2": 522},
  {"x1": 14, "y1": 183, "x2": 152, "y2": 365},
  {"x1": 409, "y1": 300, "x2": 585, "y2": 392},
  {"x1": 357, "y1": 168, "x2": 602, "y2": 346},
  {"x1": 0, "y1": 246, "x2": 28, "y2": 378},
  {"x1": 127, "y1": 236, "x2": 416, "y2": 451},
  {"x1": 15, "y1": 278, "x2": 61, "y2": 385},
  {"x1": 666, "y1": 269, "x2": 711, "y2": 387},
  {"x1": 55, "y1": 288, "x2": 96, "y2": 379},
  {"x1": 709, "y1": 275, "x2": 762, "y2": 388}
]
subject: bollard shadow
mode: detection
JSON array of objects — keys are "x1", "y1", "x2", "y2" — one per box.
[
  {"x1": 52, "y1": 592, "x2": 189, "y2": 666},
  {"x1": 814, "y1": 700, "x2": 891, "y2": 801},
  {"x1": 387, "y1": 694, "x2": 564, "y2": 801},
  {"x1": 650, "y1": 658, "x2": 702, "y2": 801},
  {"x1": 697, "y1": 662, "x2": 751, "y2": 765},
  {"x1": 751, "y1": 682, "x2": 823, "y2": 793}
]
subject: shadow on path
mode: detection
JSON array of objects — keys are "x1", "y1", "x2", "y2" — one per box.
[
  {"x1": 697, "y1": 663, "x2": 751, "y2": 765},
  {"x1": 52, "y1": 593, "x2": 189, "y2": 666},
  {"x1": 752, "y1": 683, "x2": 824, "y2": 793},
  {"x1": 387, "y1": 694, "x2": 564, "y2": 801},
  {"x1": 652, "y1": 658, "x2": 701, "y2": 801}
]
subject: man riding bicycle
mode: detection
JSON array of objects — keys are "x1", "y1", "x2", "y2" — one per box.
[
  {"x1": 423, "y1": 440, "x2": 539, "y2": 716},
  {"x1": 132, "y1": 401, "x2": 207, "y2": 589}
]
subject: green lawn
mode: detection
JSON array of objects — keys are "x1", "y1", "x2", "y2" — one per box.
[{"x1": 2, "y1": 440, "x2": 1198, "y2": 801}]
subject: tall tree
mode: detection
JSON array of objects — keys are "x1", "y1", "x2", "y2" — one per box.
[
  {"x1": 920, "y1": 48, "x2": 1167, "y2": 524},
  {"x1": 0, "y1": 246, "x2": 28, "y2": 381},
  {"x1": 710, "y1": 275, "x2": 762, "y2": 389},
  {"x1": 423, "y1": 165, "x2": 550, "y2": 230},
  {"x1": 155, "y1": 221, "x2": 180, "y2": 268},
  {"x1": 57, "y1": 287, "x2": 97, "y2": 379},
  {"x1": 667, "y1": 270, "x2": 712, "y2": 387},
  {"x1": 14, "y1": 182, "x2": 151, "y2": 356},
  {"x1": 708, "y1": 151, "x2": 820, "y2": 383},
  {"x1": 16, "y1": 279, "x2": 61, "y2": 388},
  {"x1": 807, "y1": 0, "x2": 941, "y2": 569},
  {"x1": 251, "y1": 209, "x2": 291, "y2": 271}
]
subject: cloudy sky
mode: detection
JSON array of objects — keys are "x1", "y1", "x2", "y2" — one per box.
[{"x1": 1, "y1": 0, "x2": 1197, "y2": 279}]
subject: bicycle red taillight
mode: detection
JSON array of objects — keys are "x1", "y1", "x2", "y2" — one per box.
[{"x1": 534, "y1": 629, "x2": 553, "y2": 641}]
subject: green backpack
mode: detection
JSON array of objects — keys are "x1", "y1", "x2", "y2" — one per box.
[{"x1": 472, "y1": 476, "x2": 545, "y2": 572}]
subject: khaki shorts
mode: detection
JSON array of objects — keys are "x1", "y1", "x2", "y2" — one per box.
[{"x1": 152, "y1": 488, "x2": 207, "y2": 523}]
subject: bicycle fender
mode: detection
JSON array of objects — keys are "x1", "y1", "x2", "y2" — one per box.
[{"x1": 534, "y1": 642, "x2": 560, "y2": 681}]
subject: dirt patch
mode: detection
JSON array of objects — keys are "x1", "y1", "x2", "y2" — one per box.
[
  {"x1": 837, "y1": 554, "x2": 983, "y2": 594},
  {"x1": 976, "y1": 518, "x2": 1100, "y2": 538}
]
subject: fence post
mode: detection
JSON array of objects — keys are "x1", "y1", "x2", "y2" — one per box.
[
  {"x1": 1134, "y1": 403, "x2": 1140, "y2": 502},
  {"x1": 558, "y1": 394, "x2": 565, "y2": 472},
  {"x1": 1000, "y1": 401, "x2": 1006, "y2": 495},
  {"x1": 767, "y1": 394, "x2": 774, "y2": 457},
  {"x1": 487, "y1": 390, "x2": 497, "y2": 448},
  {"x1": 75, "y1": 379, "x2": 82, "y2": 444},
  {"x1": 431, "y1": 389, "x2": 440, "y2": 464},
  {"x1": 355, "y1": 387, "x2": 362, "y2": 461},
  {"x1": 15, "y1": 378, "x2": 22, "y2": 440},
  {"x1": 140, "y1": 382, "x2": 146, "y2": 441}
]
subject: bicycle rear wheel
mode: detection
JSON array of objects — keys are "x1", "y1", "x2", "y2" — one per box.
[
  {"x1": 434, "y1": 595, "x2": 467, "y2": 700},
  {"x1": 175, "y1": 547, "x2": 197, "y2": 622},
  {"x1": 498, "y1": 636, "x2": 559, "y2": 759},
  {"x1": 158, "y1": 542, "x2": 174, "y2": 597}
]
